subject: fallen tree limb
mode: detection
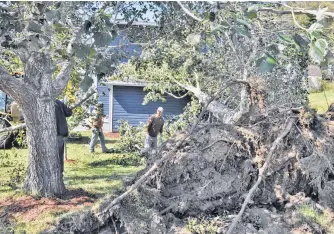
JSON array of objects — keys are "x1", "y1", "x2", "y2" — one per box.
[
  {"x1": 226, "y1": 118, "x2": 294, "y2": 234},
  {"x1": 0, "y1": 123, "x2": 26, "y2": 134}
]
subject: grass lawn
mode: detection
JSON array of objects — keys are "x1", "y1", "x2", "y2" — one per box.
[
  {"x1": 0, "y1": 131, "x2": 144, "y2": 234},
  {"x1": 309, "y1": 90, "x2": 334, "y2": 114},
  {"x1": 309, "y1": 82, "x2": 334, "y2": 114}
]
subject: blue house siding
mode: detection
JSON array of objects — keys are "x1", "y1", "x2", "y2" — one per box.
[
  {"x1": 112, "y1": 86, "x2": 189, "y2": 131},
  {"x1": 97, "y1": 85, "x2": 110, "y2": 119}
]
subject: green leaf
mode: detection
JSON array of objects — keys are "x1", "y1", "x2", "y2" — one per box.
[
  {"x1": 308, "y1": 22, "x2": 323, "y2": 32},
  {"x1": 277, "y1": 34, "x2": 295, "y2": 44},
  {"x1": 79, "y1": 75, "x2": 93, "y2": 92},
  {"x1": 246, "y1": 11, "x2": 257, "y2": 20},
  {"x1": 210, "y1": 22, "x2": 229, "y2": 34},
  {"x1": 72, "y1": 43, "x2": 92, "y2": 59},
  {"x1": 45, "y1": 10, "x2": 60, "y2": 23},
  {"x1": 88, "y1": 48, "x2": 96, "y2": 58},
  {"x1": 321, "y1": 51, "x2": 334, "y2": 66},
  {"x1": 236, "y1": 18, "x2": 251, "y2": 28},
  {"x1": 256, "y1": 54, "x2": 276, "y2": 73},
  {"x1": 267, "y1": 45, "x2": 280, "y2": 55},
  {"x1": 232, "y1": 26, "x2": 250, "y2": 37},
  {"x1": 309, "y1": 38, "x2": 328, "y2": 64},
  {"x1": 247, "y1": 5, "x2": 259, "y2": 13},
  {"x1": 93, "y1": 32, "x2": 113, "y2": 47},
  {"x1": 27, "y1": 21, "x2": 42, "y2": 33},
  {"x1": 293, "y1": 34, "x2": 309, "y2": 48}
]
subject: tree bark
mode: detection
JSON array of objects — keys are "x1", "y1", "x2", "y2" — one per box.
[{"x1": 22, "y1": 98, "x2": 65, "y2": 196}]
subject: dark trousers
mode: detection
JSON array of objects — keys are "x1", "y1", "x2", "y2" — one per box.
[{"x1": 57, "y1": 136, "x2": 64, "y2": 174}]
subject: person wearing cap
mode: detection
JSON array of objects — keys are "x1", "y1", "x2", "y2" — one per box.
[
  {"x1": 89, "y1": 102, "x2": 109, "y2": 153},
  {"x1": 141, "y1": 107, "x2": 165, "y2": 155}
]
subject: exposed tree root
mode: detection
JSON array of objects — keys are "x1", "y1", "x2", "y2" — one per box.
[{"x1": 226, "y1": 119, "x2": 294, "y2": 234}]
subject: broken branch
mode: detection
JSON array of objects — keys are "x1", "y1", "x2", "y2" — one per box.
[{"x1": 177, "y1": 1, "x2": 202, "y2": 22}]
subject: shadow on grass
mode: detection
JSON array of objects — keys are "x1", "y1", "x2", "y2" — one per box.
[
  {"x1": 65, "y1": 174, "x2": 113, "y2": 181},
  {"x1": 67, "y1": 136, "x2": 117, "y2": 145},
  {"x1": 60, "y1": 188, "x2": 96, "y2": 200},
  {"x1": 65, "y1": 169, "x2": 136, "y2": 181},
  {"x1": 88, "y1": 157, "x2": 142, "y2": 167}
]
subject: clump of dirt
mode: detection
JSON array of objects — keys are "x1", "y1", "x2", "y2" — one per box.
[{"x1": 43, "y1": 109, "x2": 334, "y2": 234}]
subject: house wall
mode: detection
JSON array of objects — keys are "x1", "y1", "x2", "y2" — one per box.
[
  {"x1": 111, "y1": 85, "x2": 190, "y2": 132},
  {"x1": 97, "y1": 84, "x2": 111, "y2": 132}
]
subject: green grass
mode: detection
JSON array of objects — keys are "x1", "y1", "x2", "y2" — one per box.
[
  {"x1": 0, "y1": 131, "x2": 144, "y2": 233},
  {"x1": 309, "y1": 90, "x2": 334, "y2": 114},
  {"x1": 13, "y1": 211, "x2": 67, "y2": 234},
  {"x1": 0, "y1": 131, "x2": 143, "y2": 199},
  {"x1": 309, "y1": 82, "x2": 334, "y2": 114},
  {"x1": 298, "y1": 204, "x2": 334, "y2": 234}
]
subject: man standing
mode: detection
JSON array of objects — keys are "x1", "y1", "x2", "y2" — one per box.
[
  {"x1": 141, "y1": 107, "x2": 164, "y2": 155},
  {"x1": 89, "y1": 102, "x2": 109, "y2": 153},
  {"x1": 55, "y1": 99, "x2": 72, "y2": 175}
]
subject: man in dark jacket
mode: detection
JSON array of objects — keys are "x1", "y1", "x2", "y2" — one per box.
[
  {"x1": 140, "y1": 107, "x2": 164, "y2": 155},
  {"x1": 55, "y1": 99, "x2": 72, "y2": 175}
]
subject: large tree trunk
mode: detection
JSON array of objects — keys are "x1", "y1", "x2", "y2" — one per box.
[
  {"x1": 22, "y1": 98, "x2": 65, "y2": 196},
  {"x1": 0, "y1": 52, "x2": 72, "y2": 197}
]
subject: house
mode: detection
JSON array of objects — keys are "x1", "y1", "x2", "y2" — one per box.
[
  {"x1": 97, "y1": 81, "x2": 190, "y2": 132},
  {"x1": 94, "y1": 21, "x2": 191, "y2": 132}
]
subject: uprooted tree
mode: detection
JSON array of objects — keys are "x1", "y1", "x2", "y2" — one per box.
[
  {"x1": 43, "y1": 2, "x2": 334, "y2": 234},
  {"x1": 0, "y1": 1, "x2": 163, "y2": 196}
]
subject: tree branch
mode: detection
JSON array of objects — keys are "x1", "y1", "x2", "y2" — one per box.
[
  {"x1": 194, "y1": 72, "x2": 200, "y2": 89},
  {"x1": 70, "y1": 89, "x2": 96, "y2": 109},
  {"x1": 226, "y1": 119, "x2": 294, "y2": 234},
  {"x1": 201, "y1": 138, "x2": 239, "y2": 151},
  {"x1": 0, "y1": 123, "x2": 26, "y2": 134},
  {"x1": 0, "y1": 65, "x2": 28, "y2": 101},
  {"x1": 291, "y1": 8, "x2": 308, "y2": 31},
  {"x1": 166, "y1": 91, "x2": 189, "y2": 99},
  {"x1": 177, "y1": 1, "x2": 202, "y2": 22},
  {"x1": 257, "y1": 7, "x2": 334, "y2": 18},
  {"x1": 52, "y1": 61, "x2": 74, "y2": 96}
]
